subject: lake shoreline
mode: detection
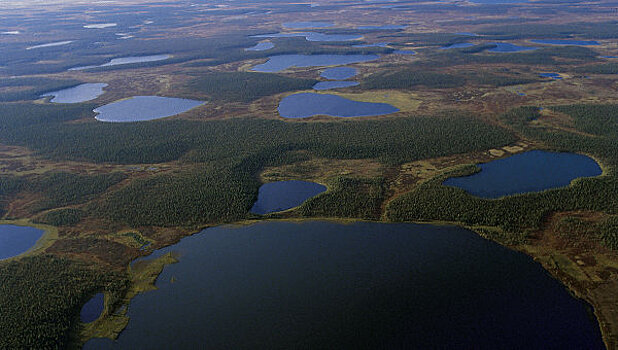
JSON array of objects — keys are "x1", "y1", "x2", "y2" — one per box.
[{"x1": 83, "y1": 214, "x2": 613, "y2": 349}]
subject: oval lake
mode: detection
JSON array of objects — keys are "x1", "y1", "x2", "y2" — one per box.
[
  {"x1": 443, "y1": 150, "x2": 602, "y2": 198},
  {"x1": 81, "y1": 293, "x2": 105, "y2": 323},
  {"x1": 41, "y1": 83, "x2": 108, "y2": 103},
  {"x1": 250, "y1": 180, "x2": 327, "y2": 214},
  {"x1": 0, "y1": 225, "x2": 44, "y2": 260},
  {"x1": 94, "y1": 96, "x2": 204, "y2": 122},
  {"x1": 84, "y1": 220, "x2": 604, "y2": 349},
  {"x1": 278, "y1": 93, "x2": 398, "y2": 118}
]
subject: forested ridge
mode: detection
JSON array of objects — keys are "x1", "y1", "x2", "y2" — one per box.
[{"x1": 0, "y1": 256, "x2": 127, "y2": 349}]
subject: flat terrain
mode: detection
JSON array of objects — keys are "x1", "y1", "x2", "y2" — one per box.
[{"x1": 0, "y1": 0, "x2": 616, "y2": 348}]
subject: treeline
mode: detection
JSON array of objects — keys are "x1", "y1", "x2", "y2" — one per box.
[
  {"x1": 387, "y1": 167, "x2": 618, "y2": 235},
  {"x1": 387, "y1": 104, "x2": 618, "y2": 246},
  {"x1": 0, "y1": 175, "x2": 25, "y2": 217},
  {"x1": 187, "y1": 72, "x2": 317, "y2": 102},
  {"x1": 599, "y1": 216, "x2": 618, "y2": 250},
  {"x1": 0, "y1": 103, "x2": 517, "y2": 166},
  {"x1": 35, "y1": 208, "x2": 84, "y2": 227},
  {"x1": 417, "y1": 46, "x2": 600, "y2": 69},
  {"x1": 574, "y1": 63, "x2": 617, "y2": 75},
  {"x1": 30, "y1": 172, "x2": 126, "y2": 212},
  {"x1": 297, "y1": 177, "x2": 388, "y2": 220},
  {"x1": 361, "y1": 68, "x2": 541, "y2": 90},
  {"x1": 0, "y1": 78, "x2": 82, "y2": 102},
  {"x1": 0, "y1": 255, "x2": 127, "y2": 349},
  {"x1": 478, "y1": 21, "x2": 618, "y2": 40},
  {"x1": 362, "y1": 70, "x2": 467, "y2": 90},
  {"x1": 96, "y1": 163, "x2": 259, "y2": 227}
]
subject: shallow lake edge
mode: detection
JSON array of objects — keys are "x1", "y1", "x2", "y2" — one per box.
[
  {"x1": 82, "y1": 214, "x2": 610, "y2": 349},
  {"x1": 0, "y1": 219, "x2": 58, "y2": 261}
]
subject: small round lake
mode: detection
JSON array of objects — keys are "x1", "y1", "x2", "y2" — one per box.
[
  {"x1": 320, "y1": 67, "x2": 358, "y2": 80},
  {"x1": 443, "y1": 150, "x2": 602, "y2": 198},
  {"x1": 251, "y1": 54, "x2": 378, "y2": 73},
  {"x1": 83, "y1": 221, "x2": 604, "y2": 349},
  {"x1": 94, "y1": 96, "x2": 204, "y2": 122},
  {"x1": 0, "y1": 225, "x2": 44, "y2": 260},
  {"x1": 41, "y1": 83, "x2": 108, "y2": 103},
  {"x1": 250, "y1": 180, "x2": 326, "y2": 214},
  {"x1": 81, "y1": 293, "x2": 104, "y2": 323},
  {"x1": 278, "y1": 93, "x2": 398, "y2": 118}
]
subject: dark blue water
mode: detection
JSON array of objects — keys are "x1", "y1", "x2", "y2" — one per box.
[
  {"x1": 94, "y1": 96, "x2": 204, "y2": 122},
  {"x1": 531, "y1": 39, "x2": 600, "y2": 46},
  {"x1": 282, "y1": 21, "x2": 333, "y2": 29},
  {"x1": 320, "y1": 67, "x2": 358, "y2": 80},
  {"x1": 41, "y1": 83, "x2": 108, "y2": 103},
  {"x1": 357, "y1": 24, "x2": 407, "y2": 30},
  {"x1": 250, "y1": 180, "x2": 326, "y2": 214},
  {"x1": 0, "y1": 225, "x2": 44, "y2": 260},
  {"x1": 440, "y1": 42, "x2": 474, "y2": 49},
  {"x1": 278, "y1": 93, "x2": 398, "y2": 118},
  {"x1": 488, "y1": 43, "x2": 537, "y2": 53},
  {"x1": 251, "y1": 54, "x2": 378, "y2": 73},
  {"x1": 253, "y1": 32, "x2": 361, "y2": 42},
  {"x1": 539, "y1": 72, "x2": 562, "y2": 79},
  {"x1": 313, "y1": 81, "x2": 359, "y2": 90},
  {"x1": 443, "y1": 150, "x2": 602, "y2": 198},
  {"x1": 244, "y1": 42, "x2": 274, "y2": 51},
  {"x1": 456, "y1": 32, "x2": 479, "y2": 36},
  {"x1": 81, "y1": 293, "x2": 104, "y2": 323},
  {"x1": 83, "y1": 221, "x2": 604, "y2": 350}
]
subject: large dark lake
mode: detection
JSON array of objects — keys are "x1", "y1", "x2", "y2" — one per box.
[
  {"x1": 250, "y1": 180, "x2": 326, "y2": 214},
  {"x1": 84, "y1": 221, "x2": 604, "y2": 349},
  {"x1": 278, "y1": 93, "x2": 398, "y2": 118},
  {"x1": 0, "y1": 224, "x2": 44, "y2": 260},
  {"x1": 443, "y1": 150, "x2": 602, "y2": 198}
]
